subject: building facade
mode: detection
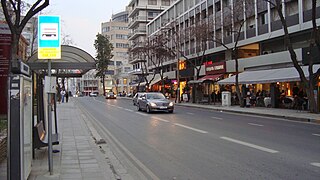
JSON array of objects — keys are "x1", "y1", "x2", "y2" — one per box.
[
  {"x1": 80, "y1": 69, "x2": 100, "y2": 96},
  {"x1": 101, "y1": 10, "x2": 132, "y2": 94},
  {"x1": 127, "y1": 0, "x2": 176, "y2": 91},
  {"x1": 146, "y1": 0, "x2": 320, "y2": 109}
]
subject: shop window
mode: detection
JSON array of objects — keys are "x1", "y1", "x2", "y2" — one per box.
[{"x1": 179, "y1": 60, "x2": 186, "y2": 70}]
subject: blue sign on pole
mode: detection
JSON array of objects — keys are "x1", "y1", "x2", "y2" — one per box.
[{"x1": 38, "y1": 16, "x2": 61, "y2": 59}]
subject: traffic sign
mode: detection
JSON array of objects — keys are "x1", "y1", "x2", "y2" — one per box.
[{"x1": 38, "y1": 16, "x2": 61, "y2": 59}]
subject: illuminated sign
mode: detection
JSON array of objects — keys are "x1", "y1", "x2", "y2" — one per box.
[{"x1": 38, "y1": 16, "x2": 61, "y2": 59}]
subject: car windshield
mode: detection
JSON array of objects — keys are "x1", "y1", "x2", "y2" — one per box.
[
  {"x1": 108, "y1": 92, "x2": 114, "y2": 95},
  {"x1": 146, "y1": 93, "x2": 165, "y2": 100}
]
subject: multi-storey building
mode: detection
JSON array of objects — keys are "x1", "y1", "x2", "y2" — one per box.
[
  {"x1": 80, "y1": 69, "x2": 99, "y2": 96},
  {"x1": 101, "y1": 10, "x2": 132, "y2": 94},
  {"x1": 147, "y1": 0, "x2": 320, "y2": 109},
  {"x1": 127, "y1": 0, "x2": 176, "y2": 90}
]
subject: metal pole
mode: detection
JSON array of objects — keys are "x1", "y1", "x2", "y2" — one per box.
[
  {"x1": 47, "y1": 59, "x2": 53, "y2": 175},
  {"x1": 177, "y1": 59, "x2": 180, "y2": 103}
]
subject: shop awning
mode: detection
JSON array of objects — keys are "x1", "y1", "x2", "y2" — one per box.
[
  {"x1": 150, "y1": 75, "x2": 167, "y2": 86},
  {"x1": 217, "y1": 65, "x2": 320, "y2": 85},
  {"x1": 188, "y1": 74, "x2": 223, "y2": 84},
  {"x1": 130, "y1": 82, "x2": 146, "y2": 87}
]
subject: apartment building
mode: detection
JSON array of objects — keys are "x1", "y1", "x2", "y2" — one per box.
[
  {"x1": 101, "y1": 10, "x2": 132, "y2": 94},
  {"x1": 147, "y1": 0, "x2": 320, "y2": 109},
  {"x1": 127, "y1": 0, "x2": 176, "y2": 89},
  {"x1": 80, "y1": 69, "x2": 100, "y2": 96}
]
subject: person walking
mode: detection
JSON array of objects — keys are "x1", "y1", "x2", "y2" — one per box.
[
  {"x1": 61, "y1": 89, "x2": 66, "y2": 103},
  {"x1": 65, "y1": 91, "x2": 69, "y2": 103}
]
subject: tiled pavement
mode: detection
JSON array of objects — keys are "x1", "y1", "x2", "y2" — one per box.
[{"x1": 28, "y1": 99, "x2": 117, "y2": 180}]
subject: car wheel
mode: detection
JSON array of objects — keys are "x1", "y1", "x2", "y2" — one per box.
[
  {"x1": 168, "y1": 110, "x2": 173, "y2": 113},
  {"x1": 137, "y1": 104, "x2": 141, "y2": 111},
  {"x1": 146, "y1": 105, "x2": 151, "y2": 113}
]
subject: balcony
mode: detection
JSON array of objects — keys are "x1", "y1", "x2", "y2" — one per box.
[
  {"x1": 128, "y1": 27, "x2": 147, "y2": 40},
  {"x1": 128, "y1": 16, "x2": 147, "y2": 29}
]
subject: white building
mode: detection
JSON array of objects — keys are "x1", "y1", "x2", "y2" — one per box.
[
  {"x1": 146, "y1": 0, "x2": 320, "y2": 108},
  {"x1": 101, "y1": 10, "x2": 132, "y2": 94}
]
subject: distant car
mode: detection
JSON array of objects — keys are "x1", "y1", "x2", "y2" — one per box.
[
  {"x1": 89, "y1": 92, "x2": 98, "y2": 97},
  {"x1": 106, "y1": 92, "x2": 116, "y2": 99},
  {"x1": 133, "y1": 92, "x2": 145, "y2": 106},
  {"x1": 136, "y1": 92, "x2": 174, "y2": 113}
]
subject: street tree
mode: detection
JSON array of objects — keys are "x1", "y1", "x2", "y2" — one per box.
[
  {"x1": 204, "y1": 0, "x2": 255, "y2": 107},
  {"x1": 1, "y1": 0, "x2": 49, "y2": 68},
  {"x1": 266, "y1": 0, "x2": 320, "y2": 113},
  {"x1": 129, "y1": 39, "x2": 155, "y2": 91},
  {"x1": 148, "y1": 32, "x2": 175, "y2": 94},
  {"x1": 94, "y1": 33, "x2": 113, "y2": 96}
]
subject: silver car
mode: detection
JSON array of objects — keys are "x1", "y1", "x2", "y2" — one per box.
[
  {"x1": 136, "y1": 92, "x2": 174, "y2": 113},
  {"x1": 133, "y1": 92, "x2": 145, "y2": 106}
]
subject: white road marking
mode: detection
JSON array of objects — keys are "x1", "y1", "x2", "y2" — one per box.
[
  {"x1": 187, "y1": 112, "x2": 194, "y2": 115},
  {"x1": 312, "y1": 133, "x2": 320, "y2": 137},
  {"x1": 310, "y1": 163, "x2": 320, "y2": 167},
  {"x1": 152, "y1": 117, "x2": 169, "y2": 123},
  {"x1": 220, "y1": 137, "x2": 279, "y2": 153},
  {"x1": 136, "y1": 112, "x2": 148, "y2": 116},
  {"x1": 117, "y1": 106, "x2": 124, "y2": 109},
  {"x1": 124, "y1": 108, "x2": 134, "y2": 112},
  {"x1": 211, "y1": 116, "x2": 223, "y2": 120},
  {"x1": 248, "y1": 123, "x2": 264, "y2": 127},
  {"x1": 174, "y1": 123, "x2": 208, "y2": 134}
]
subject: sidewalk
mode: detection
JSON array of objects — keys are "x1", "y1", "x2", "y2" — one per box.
[
  {"x1": 28, "y1": 99, "x2": 130, "y2": 180},
  {"x1": 175, "y1": 101, "x2": 320, "y2": 124}
]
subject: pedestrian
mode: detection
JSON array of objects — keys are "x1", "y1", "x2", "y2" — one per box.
[
  {"x1": 65, "y1": 91, "x2": 69, "y2": 103},
  {"x1": 61, "y1": 89, "x2": 66, "y2": 103}
]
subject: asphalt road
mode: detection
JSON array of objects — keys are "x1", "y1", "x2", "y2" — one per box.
[{"x1": 76, "y1": 96, "x2": 320, "y2": 180}]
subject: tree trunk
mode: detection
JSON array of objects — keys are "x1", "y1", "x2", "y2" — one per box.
[
  {"x1": 234, "y1": 50, "x2": 244, "y2": 107},
  {"x1": 102, "y1": 75, "x2": 106, "y2": 96}
]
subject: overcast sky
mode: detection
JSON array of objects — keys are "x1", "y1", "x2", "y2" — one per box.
[{"x1": 46, "y1": 0, "x2": 130, "y2": 58}]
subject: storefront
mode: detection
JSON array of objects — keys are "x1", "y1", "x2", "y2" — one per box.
[{"x1": 218, "y1": 65, "x2": 320, "y2": 110}]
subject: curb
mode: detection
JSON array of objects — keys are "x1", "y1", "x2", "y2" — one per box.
[{"x1": 175, "y1": 103, "x2": 320, "y2": 124}]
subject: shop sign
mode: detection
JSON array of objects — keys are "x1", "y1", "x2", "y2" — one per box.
[{"x1": 205, "y1": 62, "x2": 226, "y2": 75}]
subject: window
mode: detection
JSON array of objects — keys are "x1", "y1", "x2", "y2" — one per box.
[
  {"x1": 123, "y1": 78, "x2": 127, "y2": 84},
  {"x1": 161, "y1": 0, "x2": 170, "y2": 6},
  {"x1": 116, "y1": 34, "x2": 128, "y2": 39},
  {"x1": 116, "y1": 43, "x2": 129, "y2": 48},
  {"x1": 215, "y1": 1, "x2": 221, "y2": 12},
  {"x1": 148, "y1": 0, "x2": 157, "y2": 5},
  {"x1": 260, "y1": 12, "x2": 268, "y2": 25}
]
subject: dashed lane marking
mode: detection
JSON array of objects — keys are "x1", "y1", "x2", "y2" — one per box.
[
  {"x1": 311, "y1": 163, "x2": 320, "y2": 168},
  {"x1": 211, "y1": 116, "x2": 223, "y2": 120},
  {"x1": 136, "y1": 112, "x2": 148, "y2": 116},
  {"x1": 187, "y1": 112, "x2": 194, "y2": 115},
  {"x1": 220, "y1": 136, "x2": 279, "y2": 154},
  {"x1": 152, "y1": 117, "x2": 169, "y2": 123},
  {"x1": 248, "y1": 123, "x2": 264, "y2": 127},
  {"x1": 312, "y1": 133, "x2": 320, "y2": 137},
  {"x1": 174, "y1": 123, "x2": 208, "y2": 134},
  {"x1": 124, "y1": 108, "x2": 134, "y2": 112}
]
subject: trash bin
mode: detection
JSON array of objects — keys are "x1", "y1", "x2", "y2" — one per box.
[
  {"x1": 264, "y1": 97, "x2": 271, "y2": 107},
  {"x1": 222, "y1": 91, "x2": 231, "y2": 106}
]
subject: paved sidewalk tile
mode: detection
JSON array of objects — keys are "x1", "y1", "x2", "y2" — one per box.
[{"x1": 29, "y1": 99, "x2": 116, "y2": 180}]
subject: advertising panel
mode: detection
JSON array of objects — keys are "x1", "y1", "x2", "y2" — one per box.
[{"x1": 0, "y1": 23, "x2": 11, "y2": 115}]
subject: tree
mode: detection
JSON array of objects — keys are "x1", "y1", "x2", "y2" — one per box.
[
  {"x1": 148, "y1": 32, "x2": 175, "y2": 93},
  {"x1": 129, "y1": 39, "x2": 155, "y2": 91},
  {"x1": 203, "y1": 0, "x2": 255, "y2": 107},
  {"x1": 266, "y1": 0, "x2": 320, "y2": 113},
  {"x1": 1, "y1": 0, "x2": 49, "y2": 68},
  {"x1": 94, "y1": 33, "x2": 113, "y2": 96}
]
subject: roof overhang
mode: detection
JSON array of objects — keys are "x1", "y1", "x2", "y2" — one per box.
[{"x1": 27, "y1": 45, "x2": 96, "y2": 77}]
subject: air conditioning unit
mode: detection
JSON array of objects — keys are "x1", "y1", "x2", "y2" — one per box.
[{"x1": 262, "y1": 50, "x2": 272, "y2": 55}]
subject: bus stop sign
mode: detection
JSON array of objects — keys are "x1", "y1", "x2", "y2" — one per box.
[{"x1": 38, "y1": 16, "x2": 61, "y2": 59}]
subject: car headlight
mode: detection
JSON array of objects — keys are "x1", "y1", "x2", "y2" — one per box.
[
  {"x1": 107, "y1": 95, "x2": 110, "y2": 97},
  {"x1": 114, "y1": 95, "x2": 117, "y2": 97},
  {"x1": 169, "y1": 102, "x2": 174, "y2": 106},
  {"x1": 150, "y1": 102, "x2": 157, "y2": 107}
]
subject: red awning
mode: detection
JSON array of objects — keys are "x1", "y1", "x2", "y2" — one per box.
[
  {"x1": 188, "y1": 74, "x2": 223, "y2": 84},
  {"x1": 199, "y1": 74, "x2": 223, "y2": 82}
]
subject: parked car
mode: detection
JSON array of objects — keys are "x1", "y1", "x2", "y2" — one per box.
[
  {"x1": 133, "y1": 92, "x2": 145, "y2": 106},
  {"x1": 106, "y1": 92, "x2": 116, "y2": 99},
  {"x1": 89, "y1": 92, "x2": 98, "y2": 97},
  {"x1": 136, "y1": 92, "x2": 174, "y2": 113}
]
